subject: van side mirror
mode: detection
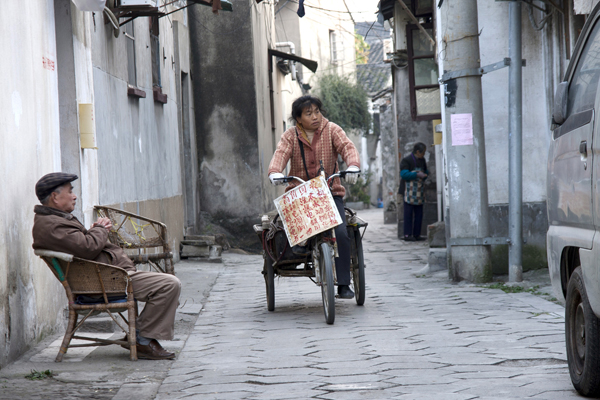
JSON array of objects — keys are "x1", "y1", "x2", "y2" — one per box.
[{"x1": 553, "y1": 81, "x2": 569, "y2": 125}]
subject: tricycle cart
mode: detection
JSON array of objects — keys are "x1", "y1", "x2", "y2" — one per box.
[{"x1": 254, "y1": 171, "x2": 368, "y2": 324}]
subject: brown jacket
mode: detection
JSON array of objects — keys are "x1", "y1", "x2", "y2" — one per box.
[{"x1": 32, "y1": 205, "x2": 135, "y2": 273}]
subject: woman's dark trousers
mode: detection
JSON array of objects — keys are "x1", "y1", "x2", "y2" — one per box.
[
  {"x1": 333, "y1": 196, "x2": 351, "y2": 285},
  {"x1": 403, "y1": 201, "x2": 424, "y2": 238}
]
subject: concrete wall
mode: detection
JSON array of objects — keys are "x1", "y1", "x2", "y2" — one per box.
[
  {"x1": 189, "y1": 1, "x2": 278, "y2": 250},
  {"x1": 432, "y1": 2, "x2": 569, "y2": 272},
  {"x1": 90, "y1": 5, "x2": 191, "y2": 254},
  {"x1": 0, "y1": 1, "x2": 66, "y2": 368},
  {"x1": 379, "y1": 101, "x2": 398, "y2": 221},
  {"x1": 392, "y1": 5, "x2": 438, "y2": 237},
  {"x1": 276, "y1": 0, "x2": 356, "y2": 99},
  {"x1": 476, "y1": 3, "x2": 558, "y2": 271},
  {"x1": 477, "y1": 2, "x2": 551, "y2": 206},
  {"x1": 0, "y1": 2, "x2": 193, "y2": 368}
]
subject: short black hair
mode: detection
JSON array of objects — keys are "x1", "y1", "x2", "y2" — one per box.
[
  {"x1": 290, "y1": 95, "x2": 325, "y2": 123},
  {"x1": 413, "y1": 142, "x2": 426, "y2": 154}
]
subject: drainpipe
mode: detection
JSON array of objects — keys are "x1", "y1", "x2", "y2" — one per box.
[
  {"x1": 508, "y1": 2, "x2": 523, "y2": 282},
  {"x1": 275, "y1": 42, "x2": 297, "y2": 80}
]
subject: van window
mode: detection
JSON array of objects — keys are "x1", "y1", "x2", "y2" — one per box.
[{"x1": 568, "y1": 21, "x2": 600, "y2": 117}]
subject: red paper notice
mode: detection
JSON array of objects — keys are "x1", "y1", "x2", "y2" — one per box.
[{"x1": 274, "y1": 176, "x2": 342, "y2": 247}]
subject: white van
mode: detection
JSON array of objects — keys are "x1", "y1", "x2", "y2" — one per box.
[{"x1": 547, "y1": 4, "x2": 600, "y2": 396}]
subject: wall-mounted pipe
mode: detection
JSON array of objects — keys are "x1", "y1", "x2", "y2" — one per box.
[{"x1": 275, "y1": 42, "x2": 296, "y2": 81}]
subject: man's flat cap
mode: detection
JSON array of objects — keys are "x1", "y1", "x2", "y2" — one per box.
[{"x1": 35, "y1": 172, "x2": 78, "y2": 202}]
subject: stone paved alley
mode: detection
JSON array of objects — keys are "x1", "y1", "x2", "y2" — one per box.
[{"x1": 0, "y1": 209, "x2": 579, "y2": 399}]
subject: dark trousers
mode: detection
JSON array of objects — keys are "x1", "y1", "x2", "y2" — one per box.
[
  {"x1": 333, "y1": 196, "x2": 351, "y2": 286},
  {"x1": 403, "y1": 201, "x2": 423, "y2": 238}
]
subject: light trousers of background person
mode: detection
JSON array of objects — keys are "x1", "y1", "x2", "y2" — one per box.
[
  {"x1": 404, "y1": 201, "x2": 424, "y2": 238},
  {"x1": 333, "y1": 196, "x2": 351, "y2": 285}
]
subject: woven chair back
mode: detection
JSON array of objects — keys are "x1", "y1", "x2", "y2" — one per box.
[{"x1": 96, "y1": 206, "x2": 166, "y2": 250}]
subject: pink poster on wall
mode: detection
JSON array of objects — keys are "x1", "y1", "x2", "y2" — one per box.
[{"x1": 451, "y1": 113, "x2": 474, "y2": 146}]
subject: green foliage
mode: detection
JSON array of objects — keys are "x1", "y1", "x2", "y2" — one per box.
[
  {"x1": 25, "y1": 370, "x2": 54, "y2": 380},
  {"x1": 317, "y1": 74, "x2": 371, "y2": 134},
  {"x1": 346, "y1": 172, "x2": 371, "y2": 204},
  {"x1": 355, "y1": 32, "x2": 370, "y2": 65}
]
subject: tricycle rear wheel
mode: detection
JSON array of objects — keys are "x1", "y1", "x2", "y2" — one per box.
[
  {"x1": 264, "y1": 256, "x2": 275, "y2": 311},
  {"x1": 319, "y1": 242, "x2": 335, "y2": 324}
]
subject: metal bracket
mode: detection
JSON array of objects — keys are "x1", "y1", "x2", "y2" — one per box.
[
  {"x1": 448, "y1": 237, "x2": 511, "y2": 246},
  {"x1": 439, "y1": 58, "x2": 526, "y2": 84}
]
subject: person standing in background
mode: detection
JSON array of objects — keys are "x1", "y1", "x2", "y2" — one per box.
[{"x1": 400, "y1": 143, "x2": 428, "y2": 241}]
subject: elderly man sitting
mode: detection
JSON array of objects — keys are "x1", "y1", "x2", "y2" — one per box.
[{"x1": 32, "y1": 172, "x2": 181, "y2": 360}]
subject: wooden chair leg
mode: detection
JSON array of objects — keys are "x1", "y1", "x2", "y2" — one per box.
[
  {"x1": 128, "y1": 305, "x2": 137, "y2": 361},
  {"x1": 56, "y1": 309, "x2": 78, "y2": 362}
]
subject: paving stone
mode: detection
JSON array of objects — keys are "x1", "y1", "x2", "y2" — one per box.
[{"x1": 154, "y1": 209, "x2": 581, "y2": 399}]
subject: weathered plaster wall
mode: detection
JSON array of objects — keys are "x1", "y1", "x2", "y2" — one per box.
[
  {"x1": 477, "y1": 2, "x2": 551, "y2": 206},
  {"x1": 379, "y1": 102, "x2": 398, "y2": 219},
  {"x1": 393, "y1": 6, "x2": 438, "y2": 237},
  {"x1": 0, "y1": 1, "x2": 66, "y2": 368},
  {"x1": 276, "y1": 0, "x2": 356, "y2": 93},
  {"x1": 190, "y1": 2, "x2": 276, "y2": 250},
  {"x1": 90, "y1": 7, "x2": 185, "y2": 249}
]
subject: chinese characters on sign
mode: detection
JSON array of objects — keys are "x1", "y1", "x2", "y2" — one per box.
[{"x1": 274, "y1": 176, "x2": 342, "y2": 247}]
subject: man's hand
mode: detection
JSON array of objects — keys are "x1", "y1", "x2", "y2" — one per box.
[
  {"x1": 92, "y1": 217, "x2": 113, "y2": 231},
  {"x1": 416, "y1": 171, "x2": 428, "y2": 179},
  {"x1": 344, "y1": 166, "x2": 360, "y2": 185},
  {"x1": 269, "y1": 173, "x2": 286, "y2": 185}
]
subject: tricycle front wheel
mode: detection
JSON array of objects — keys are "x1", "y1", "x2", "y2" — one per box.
[
  {"x1": 264, "y1": 256, "x2": 275, "y2": 311},
  {"x1": 319, "y1": 242, "x2": 335, "y2": 324}
]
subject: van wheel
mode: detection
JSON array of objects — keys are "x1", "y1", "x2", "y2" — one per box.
[{"x1": 566, "y1": 267, "x2": 600, "y2": 396}]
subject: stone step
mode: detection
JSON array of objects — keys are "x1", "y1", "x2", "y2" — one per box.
[{"x1": 180, "y1": 244, "x2": 223, "y2": 263}]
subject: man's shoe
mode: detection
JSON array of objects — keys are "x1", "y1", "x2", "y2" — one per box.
[
  {"x1": 338, "y1": 285, "x2": 355, "y2": 299},
  {"x1": 136, "y1": 339, "x2": 176, "y2": 360},
  {"x1": 402, "y1": 236, "x2": 416, "y2": 242},
  {"x1": 415, "y1": 236, "x2": 426, "y2": 241}
]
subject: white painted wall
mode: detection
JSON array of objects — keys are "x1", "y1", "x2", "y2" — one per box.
[
  {"x1": 0, "y1": 2, "x2": 193, "y2": 368},
  {"x1": 91, "y1": 10, "x2": 182, "y2": 207},
  {"x1": 476, "y1": 2, "x2": 552, "y2": 205},
  {"x1": 0, "y1": 1, "x2": 65, "y2": 368}
]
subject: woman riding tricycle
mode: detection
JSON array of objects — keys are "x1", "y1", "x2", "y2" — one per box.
[{"x1": 255, "y1": 95, "x2": 367, "y2": 324}]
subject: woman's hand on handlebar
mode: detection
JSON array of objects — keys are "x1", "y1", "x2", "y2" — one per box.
[
  {"x1": 269, "y1": 173, "x2": 286, "y2": 185},
  {"x1": 344, "y1": 166, "x2": 360, "y2": 185}
]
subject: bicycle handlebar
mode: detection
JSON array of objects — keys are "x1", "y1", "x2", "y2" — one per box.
[
  {"x1": 272, "y1": 176, "x2": 306, "y2": 184},
  {"x1": 327, "y1": 169, "x2": 361, "y2": 184},
  {"x1": 273, "y1": 169, "x2": 361, "y2": 185}
]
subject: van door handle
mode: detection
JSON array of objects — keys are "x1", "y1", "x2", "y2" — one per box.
[{"x1": 580, "y1": 140, "x2": 588, "y2": 155}]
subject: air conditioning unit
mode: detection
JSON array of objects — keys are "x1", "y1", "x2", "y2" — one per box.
[{"x1": 118, "y1": 0, "x2": 157, "y2": 7}]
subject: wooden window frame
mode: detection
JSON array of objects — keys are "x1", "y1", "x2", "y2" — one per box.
[{"x1": 407, "y1": 22, "x2": 441, "y2": 121}]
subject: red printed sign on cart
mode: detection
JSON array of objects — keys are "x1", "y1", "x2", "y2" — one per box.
[{"x1": 274, "y1": 176, "x2": 343, "y2": 247}]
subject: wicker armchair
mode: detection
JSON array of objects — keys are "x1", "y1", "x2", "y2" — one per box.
[
  {"x1": 35, "y1": 249, "x2": 138, "y2": 361},
  {"x1": 94, "y1": 205, "x2": 174, "y2": 275}
]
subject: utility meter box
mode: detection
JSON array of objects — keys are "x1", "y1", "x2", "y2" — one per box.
[{"x1": 118, "y1": 0, "x2": 157, "y2": 7}]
